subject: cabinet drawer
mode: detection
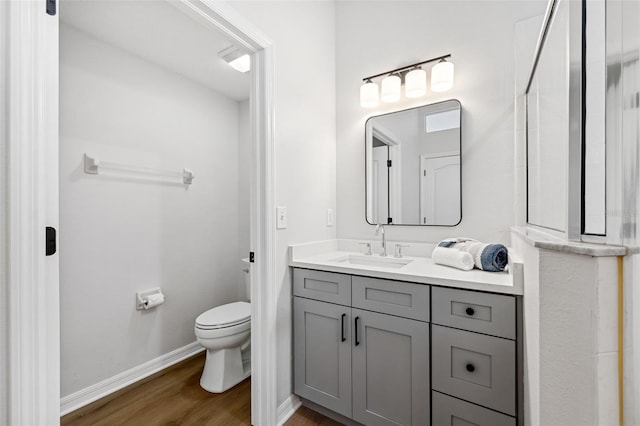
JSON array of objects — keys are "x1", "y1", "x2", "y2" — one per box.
[
  {"x1": 432, "y1": 392, "x2": 516, "y2": 426},
  {"x1": 432, "y1": 287, "x2": 515, "y2": 339},
  {"x1": 352, "y1": 276, "x2": 429, "y2": 322},
  {"x1": 293, "y1": 269, "x2": 351, "y2": 306},
  {"x1": 432, "y1": 325, "x2": 516, "y2": 416}
]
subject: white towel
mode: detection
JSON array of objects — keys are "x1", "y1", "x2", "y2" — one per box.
[{"x1": 431, "y1": 246, "x2": 474, "y2": 271}]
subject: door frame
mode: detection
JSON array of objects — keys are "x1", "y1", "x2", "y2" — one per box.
[{"x1": 3, "y1": 0, "x2": 278, "y2": 424}]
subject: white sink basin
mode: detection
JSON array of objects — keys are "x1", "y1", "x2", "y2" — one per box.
[{"x1": 331, "y1": 254, "x2": 413, "y2": 269}]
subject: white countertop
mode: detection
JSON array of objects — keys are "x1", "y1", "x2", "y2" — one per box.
[{"x1": 288, "y1": 240, "x2": 524, "y2": 295}]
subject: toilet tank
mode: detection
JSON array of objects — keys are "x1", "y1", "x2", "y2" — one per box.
[{"x1": 242, "y1": 258, "x2": 250, "y2": 301}]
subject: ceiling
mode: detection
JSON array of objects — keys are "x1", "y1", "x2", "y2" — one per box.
[{"x1": 60, "y1": 0, "x2": 251, "y2": 101}]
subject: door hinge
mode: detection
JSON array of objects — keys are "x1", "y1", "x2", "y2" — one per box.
[
  {"x1": 387, "y1": 217, "x2": 392, "y2": 224},
  {"x1": 387, "y1": 160, "x2": 392, "y2": 167},
  {"x1": 46, "y1": 227, "x2": 56, "y2": 256},
  {"x1": 249, "y1": 252, "x2": 255, "y2": 263},
  {"x1": 46, "y1": 0, "x2": 56, "y2": 16}
]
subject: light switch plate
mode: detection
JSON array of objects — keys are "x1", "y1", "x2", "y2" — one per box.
[
  {"x1": 327, "y1": 208, "x2": 334, "y2": 226},
  {"x1": 276, "y1": 206, "x2": 288, "y2": 229}
]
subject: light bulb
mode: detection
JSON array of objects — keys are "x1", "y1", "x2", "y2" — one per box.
[
  {"x1": 431, "y1": 60, "x2": 454, "y2": 92},
  {"x1": 360, "y1": 80, "x2": 379, "y2": 108},
  {"x1": 228, "y1": 54, "x2": 251, "y2": 73},
  {"x1": 381, "y1": 74, "x2": 401, "y2": 103},
  {"x1": 405, "y1": 68, "x2": 427, "y2": 98}
]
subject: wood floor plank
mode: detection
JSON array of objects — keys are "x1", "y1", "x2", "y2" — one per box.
[
  {"x1": 283, "y1": 406, "x2": 344, "y2": 426},
  {"x1": 61, "y1": 353, "x2": 339, "y2": 426}
]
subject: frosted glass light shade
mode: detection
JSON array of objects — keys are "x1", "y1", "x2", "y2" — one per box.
[
  {"x1": 360, "y1": 81, "x2": 379, "y2": 108},
  {"x1": 431, "y1": 61, "x2": 454, "y2": 92},
  {"x1": 405, "y1": 68, "x2": 427, "y2": 98},
  {"x1": 381, "y1": 75, "x2": 401, "y2": 103},
  {"x1": 228, "y1": 54, "x2": 251, "y2": 73}
]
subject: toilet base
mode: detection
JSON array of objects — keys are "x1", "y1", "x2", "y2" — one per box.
[{"x1": 200, "y1": 346, "x2": 251, "y2": 393}]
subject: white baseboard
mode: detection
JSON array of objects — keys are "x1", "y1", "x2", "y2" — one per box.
[
  {"x1": 277, "y1": 394, "x2": 301, "y2": 426},
  {"x1": 60, "y1": 341, "x2": 205, "y2": 416}
]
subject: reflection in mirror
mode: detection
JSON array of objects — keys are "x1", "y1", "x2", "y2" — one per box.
[{"x1": 366, "y1": 100, "x2": 461, "y2": 226}]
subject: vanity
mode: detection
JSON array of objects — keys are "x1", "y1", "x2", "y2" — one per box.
[{"x1": 290, "y1": 242, "x2": 523, "y2": 426}]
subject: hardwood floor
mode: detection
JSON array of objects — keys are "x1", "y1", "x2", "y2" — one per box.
[
  {"x1": 283, "y1": 406, "x2": 344, "y2": 426},
  {"x1": 62, "y1": 353, "x2": 341, "y2": 426}
]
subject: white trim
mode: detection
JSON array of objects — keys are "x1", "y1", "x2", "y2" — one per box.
[
  {"x1": 60, "y1": 342, "x2": 205, "y2": 416},
  {"x1": 276, "y1": 394, "x2": 301, "y2": 426},
  {"x1": 0, "y1": 2, "x2": 9, "y2": 423},
  {"x1": 7, "y1": 1, "x2": 60, "y2": 424}
]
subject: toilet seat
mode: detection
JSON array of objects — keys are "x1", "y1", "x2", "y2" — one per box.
[{"x1": 196, "y1": 301, "x2": 251, "y2": 330}]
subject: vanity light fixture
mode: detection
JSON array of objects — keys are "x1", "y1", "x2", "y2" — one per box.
[
  {"x1": 381, "y1": 74, "x2": 401, "y2": 103},
  {"x1": 360, "y1": 79, "x2": 379, "y2": 108},
  {"x1": 405, "y1": 67, "x2": 427, "y2": 98},
  {"x1": 219, "y1": 45, "x2": 251, "y2": 73},
  {"x1": 431, "y1": 59, "x2": 455, "y2": 92},
  {"x1": 360, "y1": 54, "x2": 453, "y2": 108}
]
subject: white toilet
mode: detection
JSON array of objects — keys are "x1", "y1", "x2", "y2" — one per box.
[{"x1": 195, "y1": 258, "x2": 251, "y2": 393}]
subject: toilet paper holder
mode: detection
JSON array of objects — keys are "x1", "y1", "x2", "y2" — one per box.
[{"x1": 136, "y1": 288, "x2": 165, "y2": 311}]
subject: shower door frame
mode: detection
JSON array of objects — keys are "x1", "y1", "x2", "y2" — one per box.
[{"x1": 3, "y1": 1, "x2": 278, "y2": 424}]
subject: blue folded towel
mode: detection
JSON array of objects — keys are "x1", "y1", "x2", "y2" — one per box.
[
  {"x1": 479, "y1": 244, "x2": 509, "y2": 272},
  {"x1": 435, "y1": 238, "x2": 509, "y2": 272}
]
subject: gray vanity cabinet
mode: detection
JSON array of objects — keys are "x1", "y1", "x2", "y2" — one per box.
[
  {"x1": 293, "y1": 297, "x2": 352, "y2": 417},
  {"x1": 293, "y1": 268, "x2": 520, "y2": 426},
  {"x1": 293, "y1": 269, "x2": 430, "y2": 426},
  {"x1": 352, "y1": 309, "x2": 429, "y2": 426}
]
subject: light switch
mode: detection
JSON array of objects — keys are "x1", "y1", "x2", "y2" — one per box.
[
  {"x1": 276, "y1": 206, "x2": 288, "y2": 229},
  {"x1": 327, "y1": 208, "x2": 334, "y2": 227}
]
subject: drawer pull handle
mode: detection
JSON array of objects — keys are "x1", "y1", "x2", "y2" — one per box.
[
  {"x1": 465, "y1": 363, "x2": 475, "y2": 373},
  {"x1": 355, "y1": 316, "x2": 360, "y2": 346},
  {"x1": 341, "y1": 313, "x2": 346, "y2": 342},
  {"x1": 465, "y1": 307, "x2": 475, "y2": 316}
]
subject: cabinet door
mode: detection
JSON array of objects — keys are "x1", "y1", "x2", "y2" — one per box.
[
  {"x1": 352, "y1": 309, "x2": 429, "y2": 426},
  {"x1": 293, "y1": 297, "x2": 352, "y2": 417}
]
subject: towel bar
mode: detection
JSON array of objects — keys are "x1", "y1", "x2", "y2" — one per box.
[{"x1": 83, "y1": 154, "x2": 194, "y2": 185}]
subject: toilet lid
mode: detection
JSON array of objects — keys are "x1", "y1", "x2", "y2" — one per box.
[{"x1": 196, "y1": 301, "x2": 251, "y2": 329}]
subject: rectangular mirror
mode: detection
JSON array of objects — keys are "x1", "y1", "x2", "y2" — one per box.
[{"x1": 365, "y1": 99, "x2": 461, "y2": 226}]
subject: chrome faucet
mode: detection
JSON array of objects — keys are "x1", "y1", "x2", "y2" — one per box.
[{"x1": 375, "y1": 224, "x2": 387, "y2": 257}]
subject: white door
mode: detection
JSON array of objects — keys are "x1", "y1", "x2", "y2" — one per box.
[
  {"x1": 420, "y1": 155, "x2": 460, "y2": 225},
  {"x1": 372, "y1": 146, "x2": 389, "y2": 224}
]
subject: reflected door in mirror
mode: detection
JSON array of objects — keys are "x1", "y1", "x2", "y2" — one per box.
[{"x1": 366, "y1": 100, "x2": 461, "y2": 226}]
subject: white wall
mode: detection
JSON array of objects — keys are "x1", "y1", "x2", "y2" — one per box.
[
  {"x1": 336, "y1": 1, "x2": 547, "y2": 247},
  {"x1": 0, "y1": 1, "x2": 8, "y2": 422},
  {"x1": 512, "y1": 230, "x2": 620, "y2": 426},
  {"x1": 59, "y1": 25, "x2": 247, "y2": 396},
  {"x1": 510, "y1": 234, "x2": 540, "y2": 426},
  {"x1": 224, "y1": 1, "x2": 337, "y2": 406},
  {"x1": 238, "y1": 99, "x2": 251, "y2": 300}
]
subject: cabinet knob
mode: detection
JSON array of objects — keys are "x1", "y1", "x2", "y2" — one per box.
[
  {"x1": 465, "y1": 363, "x2": 475, "y2": 373},
  {"x1": 465, "y1": 307, "x2": 475, "y2": 316}
]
